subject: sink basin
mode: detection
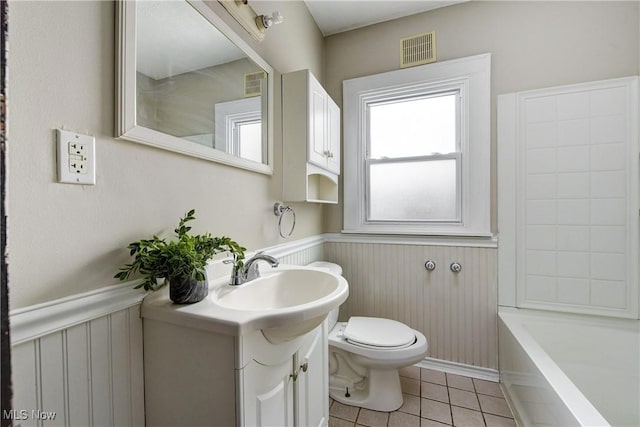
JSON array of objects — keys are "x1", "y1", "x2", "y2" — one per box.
[
  {"x1": 210, "y1": 266, "x2": 349, "y2": 343},
  {"x1": 141, "y1": 264, "x2": 349, "y2": 344},
  {"x1": 214, "y1": 269, "x2": 341, "y2": 311}
]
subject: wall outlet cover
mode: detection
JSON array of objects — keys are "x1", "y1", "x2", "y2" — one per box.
[{"x1": 56, "y1": 129, "x2": 96, "y2": 185}]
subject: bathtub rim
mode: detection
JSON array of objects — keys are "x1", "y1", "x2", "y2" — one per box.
[{"x1": 498, "y1": 306, "x2": 610, "y2": 427}]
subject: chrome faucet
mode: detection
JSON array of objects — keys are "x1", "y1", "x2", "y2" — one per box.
[{"x1": 230, "y1": 252, "x2": 279, "y2": 285}]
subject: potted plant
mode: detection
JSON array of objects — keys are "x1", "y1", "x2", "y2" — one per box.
[{"x1": 114, "y1": 209, "x2": 245, "y2": 304}]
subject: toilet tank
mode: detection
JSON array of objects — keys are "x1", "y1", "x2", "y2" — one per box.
[{"x1": 307, "y1": 261, "x2": 343, "y2": 329}]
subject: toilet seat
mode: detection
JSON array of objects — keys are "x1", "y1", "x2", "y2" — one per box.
[
  {"x1": 328, "y1": 320, "x2": 428, "y2": 368},
  {"x1": 343, "y1": 317, "x2": 416, "y2": 349}
]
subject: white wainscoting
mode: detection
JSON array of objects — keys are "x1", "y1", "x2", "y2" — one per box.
[
  {"x1": 11, "y1": 302, "x2": 145, "y2": 427},
  {"x1": 325, "y1": 239, "x2": 499, "y2": 371},
  {"x1": 8, "y1": 238, "x2": 325, "y2": 427},
  {"x1": 9, "y1": 233, "x2": 499, "y2": 425},
  {"x1": 263, "y1": 235, "x2": 325, "y2": 266}
]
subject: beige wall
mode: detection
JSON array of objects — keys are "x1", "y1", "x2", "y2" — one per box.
[
  {"x1": 323, "y1": 0, "x2": 640, "y2": 233},
  {"x1": 8, "y1": 1, "x2": 640, "y2": 311},
  {"x1": 7, "y1": 1, "x2": 324, "y2": 308}
]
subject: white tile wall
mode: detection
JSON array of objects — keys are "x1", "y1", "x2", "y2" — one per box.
[{"x1": 515, "y1": 79, "x2": 638, "y2": 316}]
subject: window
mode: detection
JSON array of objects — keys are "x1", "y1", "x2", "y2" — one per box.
[
  {"x1": 367, "y1": 91, "x2": 460, "y2": 222},
  {"x1": 214, "y1": 97, "x2": 265, "y2": 163},
  {"x1": 232, "y1": 118, "x2": 262, "y2": 163},
  {"x1": 343, "y1": 54, "x2": 491, "y2": 236}
]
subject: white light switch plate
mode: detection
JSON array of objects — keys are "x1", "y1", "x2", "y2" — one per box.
[{"x1": 56, "y1": 129, "x2": 96, "y2": 185}]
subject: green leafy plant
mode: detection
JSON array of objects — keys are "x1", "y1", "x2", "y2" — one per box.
[{"x1": 114, "y1": 209, "x2": 245, "y2": 291}]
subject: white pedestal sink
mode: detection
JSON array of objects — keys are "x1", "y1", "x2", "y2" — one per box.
[
  {"x1": 142, "y1": 264, "x2": 349, "y2": 342},
  {"x1": 141, "y1": 263, "x2": 349, "y2": 427},
  {"x1": 212, "y1": 268, "x2": 347, "y2": 342}
]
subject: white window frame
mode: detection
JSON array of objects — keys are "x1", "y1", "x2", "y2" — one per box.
[
  {"x1": 214, "y1": 97, "x2": 265, "y2": 163},
  {"x1": 343, "y1": 53, "x2": 491, "y2": 236},
  {"x1": 365, "y1": 89, "x2": 462, "y2": 223},
  {"x1": 229, "y1": 113, "x2": 261, "y2": 158}
]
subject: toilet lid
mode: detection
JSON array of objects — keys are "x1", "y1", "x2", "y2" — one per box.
[{"x1": 343, "y1": 317, "x2": 416, "y2": 348}]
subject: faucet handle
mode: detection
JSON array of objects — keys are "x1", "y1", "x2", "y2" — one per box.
[{"x1": 248, "y1": 261, "x2": 261, "y2": 274}]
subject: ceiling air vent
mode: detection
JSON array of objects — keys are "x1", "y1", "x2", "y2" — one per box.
[
  {"x1": 400, "y1": 31, "x2": 436, "y2": 68},
  {"x1": 244, "y1": 71, "x2": 266, "y2": 97}
]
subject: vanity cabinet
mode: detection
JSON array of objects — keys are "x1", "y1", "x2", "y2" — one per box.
[
  {"x1": 296, "y1": 324, "x2": 329, "y2": 426},
  {"x1": 283, "y1": 69, "x2": 340, "y2": 204},
  {"x1": 143, "y1": 317, "x2": 329, "y2": 427},
  {"x1": 240, "y1": 323, "x2": 328, "y2": 426}
]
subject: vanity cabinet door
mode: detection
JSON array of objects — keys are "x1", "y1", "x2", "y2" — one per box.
[
  {"x1": 241, "y1": 357, "x2": 295, "y2": 427},
  {"x1": 296, "y1": 321, "x2": 329, "y2": 427}
]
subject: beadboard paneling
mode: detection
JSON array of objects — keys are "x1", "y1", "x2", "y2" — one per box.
[
  {"x1": 262, "y1": 235, "x2": 326, "y2": 267},
  {"x1": 8, "y1": 237, "x2": 322, "y2": 427},
  {"x1": 9, "y1": 234, "x2": 496, "y2": 426},
  {"x1": 278, "y1": 243, "x2": 325, "y2": 266},
  {"x1": 325, "y1": 241, "x2": 498, "y2": 369},
  {"x1": 11, "y1": 306, "x2": 144, "y2": 427}
]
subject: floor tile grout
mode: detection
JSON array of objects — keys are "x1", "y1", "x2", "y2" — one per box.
[{"x1": 329, "y1": 368, "x2": 516, "y2": 427}]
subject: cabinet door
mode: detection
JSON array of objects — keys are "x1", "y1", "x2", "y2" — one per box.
[
  {"x1": 242, "y1": 358, "x2": 294, "y2": 427},
  {"x1": 308, "y1": 78, "x2": 328, "y2": 169},
  {"x1": 296, "y1": 322, "x2": 329, "y2": 427},
  {"x1": 326, "y1": 98, "x2": 341, "y2": 175}
]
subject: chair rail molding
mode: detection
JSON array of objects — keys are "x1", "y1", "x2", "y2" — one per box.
[{"x1": 10, "y1": 282, "x2": 146, "y2": 345}]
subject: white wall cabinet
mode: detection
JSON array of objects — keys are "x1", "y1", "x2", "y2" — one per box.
[
  {"x1": 283, "y1": 69, "x2": 340, "y2": 203},
  {"x1": 144, "y1": 318, "x2": 329, "y2": 427}
]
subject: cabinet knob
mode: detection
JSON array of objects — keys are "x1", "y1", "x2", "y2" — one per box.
[{"x1": 290, "y1": 362, "x2": 309, "y2": 381}]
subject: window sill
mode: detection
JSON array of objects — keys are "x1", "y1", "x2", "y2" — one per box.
[{"x1": 330, "y1": 231, "x2": 498, "y2": 248}]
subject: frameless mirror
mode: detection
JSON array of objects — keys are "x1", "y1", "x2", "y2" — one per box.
[{"x1": 116, "y1": 0, "x2": 274, "y2": 174}]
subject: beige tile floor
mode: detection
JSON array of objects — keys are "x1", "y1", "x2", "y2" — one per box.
[{"x1": 329, "y1": 366, "x2": 517, "y2": 427}]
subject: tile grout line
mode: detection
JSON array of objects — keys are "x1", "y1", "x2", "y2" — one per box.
[{"x1": 329, "y1": 369, "x2": 516, "y2": 427}]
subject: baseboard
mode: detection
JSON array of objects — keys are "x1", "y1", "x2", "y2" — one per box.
[{"x1": 416, "y1": 357, "x2": 500, "y2": 382}]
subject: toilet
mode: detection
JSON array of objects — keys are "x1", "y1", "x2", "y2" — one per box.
[{"x1": 308, "y1": 261, "x2": 428, "y2": 412}]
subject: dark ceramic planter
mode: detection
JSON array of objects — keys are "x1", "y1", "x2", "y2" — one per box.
[{"x1": 169, "y1": 276, "x2": 208, "y2": 304}]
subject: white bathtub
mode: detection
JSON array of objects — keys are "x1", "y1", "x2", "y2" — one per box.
[{"x1": 498, "y1": 307, "x2": 639, "y2": 427}]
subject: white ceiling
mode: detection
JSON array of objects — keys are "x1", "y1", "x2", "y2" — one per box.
[
  {"x1": 303, "y1": 0, "x2": 467, "y2": 36},
  {"x1": 137, "y1": 1, "x2": 245, "y2": 80},
  {"x1": 136, "y1": 0, "x2": 467, "y2": 80}
]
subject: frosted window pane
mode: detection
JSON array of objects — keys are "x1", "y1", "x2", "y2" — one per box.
[
  {"x1": 369, "y1": 93, "x2": 457, "y2": 158},
  {"x1": 369, "y1": 159, "x2": 458, "y2": 221},
  {"x1": 238, "y1": 121, "x2": 262, "y2": 163}
]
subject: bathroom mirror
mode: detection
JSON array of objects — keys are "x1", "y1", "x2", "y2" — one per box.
[{"x1": 116, "y1": 0, "x2": 274, "y2": 174}]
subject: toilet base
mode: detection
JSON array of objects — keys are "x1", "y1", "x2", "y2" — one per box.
[{"x1": 329, "y1": 368, "x2": 403, "y2": 412}]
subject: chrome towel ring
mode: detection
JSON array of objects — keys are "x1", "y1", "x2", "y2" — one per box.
[{"x1": 274, "y1": 202, "x2": 296, "y2": 238}]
